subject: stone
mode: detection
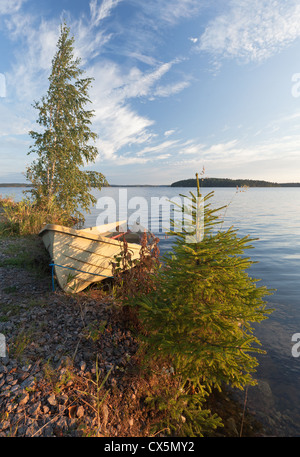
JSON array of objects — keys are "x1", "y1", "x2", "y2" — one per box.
[
  {"x1": 28, "y1": 401, "x2": 41, "y2": 417},
  {"x1": 0, "y1": 421, "x2": 10, "y2": 431},
  {"x1": 6, "y1": 375, "x2": 14, "y2": 383},
  {"x1": 56, "y1": 417, "x2": 68, "y2": 430},
  {"x1": 47, "y1": 394, "x2": 57, "y2": 406},
  {"x1": 76, "y1": 406, "x2": 85, "y2": 418},
  {"x1": 43, "y1": 425, "x2": 54, "y2": 437},
  {"x1": 226, "y1": 417, "x2": 239, "y2": 436},
  {"x1": 80, "y1": 361, "x2": 86, "y2": 372},
  {"x1": 128, "y1": 418, "x2": 134, "y2": 427},
  {"x1": 20, "y1": 376, "x2": 35, "y2": 390},
  {"x1": 10, "y1": 384, "x2": 20, "y2": 394},
  {"x1": 25, "y1": 424, "x2": 41, "y2": 437}
]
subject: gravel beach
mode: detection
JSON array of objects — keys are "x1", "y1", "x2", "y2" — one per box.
[{"x1": 0, "y1": 235, "x2": 264, "y2": 437}]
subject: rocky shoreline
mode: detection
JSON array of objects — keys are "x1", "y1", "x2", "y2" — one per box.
[{"x1": 0, "y1": 235, "x2": 267, "y2": 438}]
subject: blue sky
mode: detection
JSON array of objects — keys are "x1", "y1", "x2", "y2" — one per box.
[{"x1": 1, "y1": 0, "x2": 300, "y2": 184}]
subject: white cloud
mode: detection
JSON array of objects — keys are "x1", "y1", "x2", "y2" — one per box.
[
  {"x1": 116, "y1": 155, "x2": 150, "y2": 165},
  {"x1": 164, "y1": 129, "x2": 176, "y2": 137},
  {"x1": 0, "y1": 0, "x2": 25, "y2": 15},
  {"x1": 88, "y1": 58, "x2": 192, "y2": 162},
  {"x1": 155, "y1": 0, "x2": 202, "y2": 25},
  {"x1": 153, "y1": 80, "x2": 190, "y2": 98},
  {"x1": 118, "y1": 62, "x2": 174, "y2": 99},
  {"x1": 173, "y1": 134, "x2": 300, "y2": 174},
  {"x1": 179, "y1": 142, "x2": 205, "y2": 155},
  {"x1": 135, "y1": 0, "x2": 202, "y2": 26},
  {"x1": 89, "y1": 0, "x2": 122, "y2": 27},
  {"x1": 0, "y1": 0, "x2": 197, "y2": 175},
  {"x1": 198, "y1": 0, "x2": 300, "y2": 62},
  {"x1": 0, "y1": 105, "x2": 32, "y2": 136},
  {"x1": 136, "y1": 140, "x2": 179, "y2": 157}
]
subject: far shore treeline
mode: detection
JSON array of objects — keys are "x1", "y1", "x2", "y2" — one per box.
[
  {"x1": 171, "y1": 177, "x2": 300, "y2": 187},
  {"x1": 1, "y1": 177, "x2": 300, "y2": 188}
]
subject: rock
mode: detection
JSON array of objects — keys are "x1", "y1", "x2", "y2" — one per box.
[
  {"x1": 56, "y1": 417, "x2": 68, "y2": 430},
  {"x1": 77, "y1": 406, "x2": 85, "y2": 418},
  {"x1": 257, "y1": 380, "x2": 275, "y2": 410},
  {"x1": 58, "y1": 394, "x2": 68, "y2": 405},
  {"x1": 47, "y1": 394, "x2": 57, "y2": 406},
  {"x1": 25, "y1": 424, "x2": 41, "y2": 437},
  {"x1": 18, "y1": 392, "x2": 30, "y2": 406},
  {"x1": 43, "y1": 425, "x2": 54, "y2": 437},
  {"x1": 10, "y1": 384, "x2": 20, "y2": 394},
  {"x1": 0, "y1": 364, "x2": 8, "y2": 374},
  {"x1": 80, "y1": 361, "x2": 86, "y2": 372},
  {"x1": 128, "y1": 418, "x2": 134, "y2": 427},
  {"x1": 226, "y1": 417, "x2": 239, "y2": 436},
  {"x1": 0, "y1": 421, "x2": 10, "y2": 431},
  {"x1": 28, "y1": 401, "x2": 41, "y2": 417},
  {"x1": 20, "y1": 376, "x2": 35, "y2": 390}
]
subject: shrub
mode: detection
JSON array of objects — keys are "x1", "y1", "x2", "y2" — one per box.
[
  {"x1": 0, "y1": 195, "x2": 78, "y2": 236},
  {"x1": 133, "y1": 174, "x2": 273, "y2": 434}
]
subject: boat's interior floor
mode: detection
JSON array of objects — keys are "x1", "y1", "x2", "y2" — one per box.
[{"x1": 105, "y1": 231, "x2": 141, "y2": 244}]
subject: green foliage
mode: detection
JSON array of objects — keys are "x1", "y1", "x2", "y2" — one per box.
[
  {"x1": 0, "y1": 195, "x2": 76, "y2": 236},
  {"x1": 144, "y1": 369, "x2": 222, "y2": 437},
  {"x1": 133, "y1": 174, "x2": 273, "y2": 434},
  {"x1": 25, "y1": 23, "x2": 107, "y2": 221},
  {"x1": 138, "y1": 181, "x2": 273, "y2": 391}
]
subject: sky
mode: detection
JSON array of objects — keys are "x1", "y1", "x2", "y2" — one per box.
[{"x1": 1, "y1": 0, "x2": 300, "y2": 185}]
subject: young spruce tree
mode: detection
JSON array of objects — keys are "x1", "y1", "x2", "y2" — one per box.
[
  {"x1": 26, "y1": 23, "x2": 106, "y2": 221},
  {"x1": 136, "y1": 174, "x2": 273, "y2": 435}
]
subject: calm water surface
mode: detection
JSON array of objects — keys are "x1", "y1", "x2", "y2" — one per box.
[{"x1": 2, "y1": 186, "x2": 300, "y2": 435}]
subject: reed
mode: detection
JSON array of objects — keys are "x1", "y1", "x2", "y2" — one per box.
[{"x1": 0, "y1": 195, "x2": 79, "y2": 236}]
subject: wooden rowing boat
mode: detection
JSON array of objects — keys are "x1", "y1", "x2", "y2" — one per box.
[{"x1": 39, "y1": 220, "x2": 142, "y2": 293}]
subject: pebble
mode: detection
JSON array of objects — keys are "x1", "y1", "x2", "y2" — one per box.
[
  {"x1": 19, "y1": 392, "x2": 30, "y2": 406},
  {"x1": 79, "y1": 361, "x2": 86, "y2": 372},
  {"x1": 47, "y1": 394, "x2": 57, "y2": 406},
  {"x1": 0, "y1": 237, "x2": 272, "y2": 438},
  {"x1": 76, "y1": 406, "x2": 85, "y2": 418},
  {"x1": 0, "y1": 249, "x2": 140, "y2": 438}
]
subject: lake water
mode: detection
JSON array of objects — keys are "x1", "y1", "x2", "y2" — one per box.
[{"x1": 2, "y1": 185, "x2": 300, "y2": 436}]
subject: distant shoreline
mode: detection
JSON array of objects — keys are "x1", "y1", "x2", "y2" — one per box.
[
  {"x1": 1, "y1": 178, "x2": 300, "y2": 188},
  {"x1": 170, "y1": 177, "x2": 300, "y2": 187},
  {"x1": 0, "y1": 183, "x2": 32, "y2": 187}
]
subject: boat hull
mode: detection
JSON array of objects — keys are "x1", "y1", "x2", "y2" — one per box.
[{"x1": 39, "y1": 221, "x2": 141, "y2": 293}]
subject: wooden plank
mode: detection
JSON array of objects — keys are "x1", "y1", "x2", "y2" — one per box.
[{"x1": 40, "y1": 222, "x2": 143, "y2": 293}]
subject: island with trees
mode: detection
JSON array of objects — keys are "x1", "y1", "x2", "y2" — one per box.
[{"x1": 171, "y1": 177, "x2": 300, "y2": 187}]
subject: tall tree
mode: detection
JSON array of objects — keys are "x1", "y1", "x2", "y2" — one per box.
[{"x1": 26, "y1": 23, "x2": 107, "y2": 221}]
